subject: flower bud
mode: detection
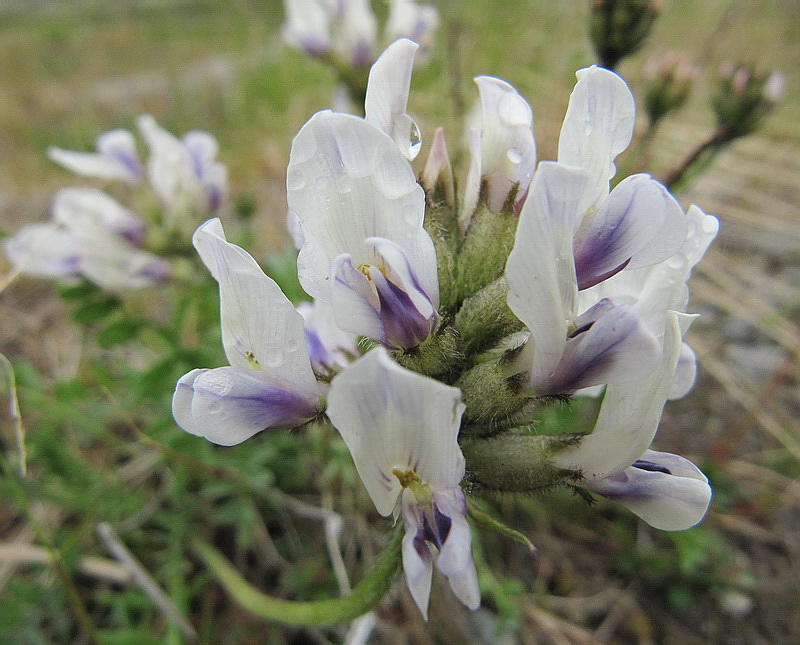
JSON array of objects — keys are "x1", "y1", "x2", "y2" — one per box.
[
  {"x1": 643, "y1": 52, "x2": 700, "y2": 124},
  {"x1": 461, "y1": 434, "x2": 582, "y2": 493},
  {"x1": 589, "y1": 0, "x2": 660, "y2": 70},
  {"x1": 713, "y1": 63, "x2": 785, "y2": 140}
]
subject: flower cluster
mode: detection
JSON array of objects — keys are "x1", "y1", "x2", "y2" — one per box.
[
  {"x1": 283, "y1": 0, "x2": 438, "y2": 70},
  {"x1": 4, "y1": 115, "x2": 226, "y2": 290},
  {"x1": 173, "y1": 39, "x2": 717, "y2": 618}
]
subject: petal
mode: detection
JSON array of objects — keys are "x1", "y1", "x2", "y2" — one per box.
[
  {"x1": 433, "y1": 488, "x2": 480, "y2": 610},
  {"x1": 81, "y1": 240, "x2": 171, "y2": 290},
  {"x1": 573, "y1": 175, "x2": 684, "y2": 290},
  {"x1": 536, "y1": 302, "x2": 660, "y2": 395},
  {"x1": 47, "y1": 128, "x2": 141, "y2": 183},
  {"x1": 297, "y1": 300, "x2": 359, "y2": 371},
  {"x1": 287, "y1": 111, "x2": 434, "y2": 303},
  {"x1": 365, "y1": 38, "x2": 421, "y2": 160},
  {"x1": 330, "y1": 253, "x2": 385, "y2": 341},
  {"x1": 326, "y1": 348, "x2": 466, "y2": 517},
  {"x1": 369, "y1": 236, "x2": 438, "y2": 315},
  {"x1": 669, "y1": 342, "x2": 697, "y2": 399},
  {"x1": 421, "y1": 126, "x2": 454, "y2": 204},
  {"x1": 588, "y1": 450, "x2": 712, "y2": 530},
  {"x1": 401, "y1": 496, "x2": 434, "y2": 620},
  {"x1": 473, "y1": 76, "x2": 536, "y2": 212},
  {"x1": 506, "y1": 162, "x2": 588, "y2": 387},
  {"x1": 578, "y1": 206, "x2": 718, "y2": 340},
  {"x1": 281, "y1": 0, "x2": 333, "y2": 57},
  {"x1": 553, "y1": 310, "x2": 684, "y2": 479},
  {"x1": 192, "y1": 219, "x2": 318, "y2": 393},
  {"x1": 172, "y1": 366, "x2": 319, "y2": 446},
  {"x1": 558, "y1": 66, "x2": 635, "y2": 209},
  {"x1": 52, "y1": 187, "x2": 147, "y2": 245},
  {"x1": 96, "y1": 128, "x2": 142, "y2": 178},
  {"x1": 3, "y1": 223, "x2": 83, "y2": 281}
]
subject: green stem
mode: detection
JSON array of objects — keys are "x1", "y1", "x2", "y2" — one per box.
[
  {"x1": 467, "y1": 498, "x2": 536, "y2": 552},
  {"x1": 663, "y1": 125, "x2": 730, "y2": 193},
  {"x1": 192, "y1": 525, "x2": 403, "y2": 626}
]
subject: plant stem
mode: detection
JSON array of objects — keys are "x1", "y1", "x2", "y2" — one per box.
[
  {"x1": 663, "y1": 125, "x2": 731, "y2": 193},
  {"x1": 192, "y1": 524, "x2": 403, "y2": 626}
]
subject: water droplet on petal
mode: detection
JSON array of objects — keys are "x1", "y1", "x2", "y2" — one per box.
[
  {"x1": 498, "y1": 92, "x2": 532, "y2": 127},
  {"x1": 506, "y1": 147, "x2": 523, "y2": 164},
  {"x1": 265, "y1": 350, "x2": 285, "y2": 368},
  {"x1": 286, "y1": 339, "x2": 299, "y2": 353},
  {"x1": 286, "y1": 169, "x2": 307, "y2": 191},
  {"x1": 336, "y1": 177, "x2": 352, "y2": 194},
  {"x1": 403, "y1": 203, "x2": 420, "y2": 225},
  {"x1": 701, "y1": 216, "x2": 718, "y2": 234},
  {"x1": 667, "y1": 255, "x2": 686, "y2": 270},
  {"x1": 407, "y1": 120, "x2": 422, "y2": 160}
]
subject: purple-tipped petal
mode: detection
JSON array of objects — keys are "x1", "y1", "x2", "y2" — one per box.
[
  {"x1": 172, "y1": 366, "x2": 319, "y2": 446},
  {"x1": 536, "y1": 302, "x2": 660, "y2": 396},
  {"x1": 573, "y1": 175, "x2": 682, "y2": 290},
  {"x1": 588, "y1": 450, "x2": 712, "y2": 530},
  {"x1": 401, "y1": 496, "x2": 434, "y2": 620},
  {"x1": 433, "y1": 488, "x2": 480, "y2": 610}
]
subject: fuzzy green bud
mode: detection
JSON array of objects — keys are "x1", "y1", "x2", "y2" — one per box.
[
  {"x1": 454, "y1": 277, "x2": 525, "y2": 355},
  {"x1": 644, "y1": 52, "x2": 699, "y2": 124},
  {"x1": 454, "y1": 203, "x2": 518, "y2": 306},
  {"x1": 461, "y1": 434, "x2": 582, "y2": 493},
  {"x1": 393, "y1": 323, "x2": 462, "y2": 379},
  {"x1": 456, "y1": 356, "x2": 533, "y2": 434},
  {"x1": 713, "y1": 64, "x2": 785, "y2": 141},
  {"x1": 590, "y1": 0, "x2": 660, "y2": 70},
  {"x1": 424, "y1": 195, "x2": 460, "y2": 313}
]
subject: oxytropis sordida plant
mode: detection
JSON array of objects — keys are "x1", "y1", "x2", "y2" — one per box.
[{"x1": 173, "y1": 39, "x2": 718, "y2": 622}]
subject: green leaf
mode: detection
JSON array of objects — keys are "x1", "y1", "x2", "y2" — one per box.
[
  {"x1": 72, "y1": 296, "x2": 121, "y2": 325},
  {"x1": 97, "y1": 319, "x2": 146, "y2": 348}
]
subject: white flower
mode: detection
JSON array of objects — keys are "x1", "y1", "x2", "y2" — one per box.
[
  {"x1": 504, "y1": 66, "x2": 702, "y2": 397},
  {"x1": 47, "y1": 128, "x2": 142, "y2": 184},
  {"x1": 506, "y1": 162, "x2": 661, "y2": 395},
  {"x1": 138, "y1": 115, "x2": 227, "y2": 221},
  {"x1": 579, "y1": 205, "x2": 719, "y2": 398},
  {"x1": 327, "y1": 348, "x2": 479, "y2": 619},
  {"x1": 286, "y1": 42, "x2": 438, "y2": 349},
  {"x1": 4, "y1": 188, "x2": 169, "y2": 290},
  {"x1": 553, "y1": 311, "x2": 712, "y2": 530},
  {"x1": 282, "y1": 0, "x2": 377, "y2": 68},
  {"x1": 463, "y1": 76, "x2": 536, "y2": 218},
  {"x1": 282, "y1": 0, "x2": 438, "y2": 70},
  {"x1": 172, "y1": 219, "x2": 322, "y2": 445}
]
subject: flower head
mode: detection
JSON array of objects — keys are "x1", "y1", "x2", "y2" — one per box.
[
  {"x1": 4, "y1": 187, "x2": 170, "y2": 290},
  {"x1": 282, "y1": 0, "x2": 438, "y2": 70}
]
